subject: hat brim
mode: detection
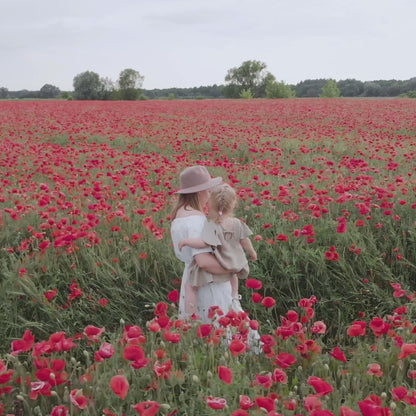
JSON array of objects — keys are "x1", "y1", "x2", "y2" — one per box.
[{"x1": 176, "y1": 176, "x2": 223, "y2": 194}]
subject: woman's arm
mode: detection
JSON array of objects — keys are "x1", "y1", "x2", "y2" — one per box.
[{"x1": 194, "y1": 252, "x2": 231, "y2": 275}]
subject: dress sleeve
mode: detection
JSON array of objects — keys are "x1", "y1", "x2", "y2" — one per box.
[{"x1": 238, "y1": 219, "x2": 253, "y2": 240}]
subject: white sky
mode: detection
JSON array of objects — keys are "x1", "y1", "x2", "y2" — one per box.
[{"x1": 1, "y1": 0, "x2": 415, "y2": 91}]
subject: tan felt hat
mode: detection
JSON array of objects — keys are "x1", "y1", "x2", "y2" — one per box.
[{"x1": 176, "y1": 165, "x2": 222, "y2": 194}]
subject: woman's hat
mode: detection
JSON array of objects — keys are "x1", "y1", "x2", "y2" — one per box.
[{"x1": 176, "y1": 165, "x2": 222, "y2": 194}]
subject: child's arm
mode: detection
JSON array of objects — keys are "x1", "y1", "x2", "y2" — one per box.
[
  {"x1": 240, "y1": 237, "x2": 257, "y2": 261},
  {"x1": 179, "y1": 237, "x2": 210, "y2": 251}
]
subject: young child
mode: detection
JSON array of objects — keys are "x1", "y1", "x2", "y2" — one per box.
[{"x1": 179, "y1": 183, "x2": 257, "y2": 315}]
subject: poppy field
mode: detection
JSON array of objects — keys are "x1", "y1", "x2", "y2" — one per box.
[{"x1": 1, "y1": 98, "x2": 416, "y2": 415}]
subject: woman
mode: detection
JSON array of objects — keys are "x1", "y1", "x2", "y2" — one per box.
[{"x1": 170, "y1": 165, "x2": 235, "y2": 322}]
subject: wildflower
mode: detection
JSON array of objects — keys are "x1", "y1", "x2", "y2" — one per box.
[
  {"x1": 275, "y1": 352, "x2": 297, "y2": 369},
  {"x1": 44, "y1": 288, "x2": 58, "y2": 301},
  {"x1": 95, "y1": 342, "x2": 115, "y2": 361},
  {"x1": 311, "y1": 321, "x2": 327, "y2": 334},
  {"x1": 252, "y1": 293, "x2": 263, "y2": 303},
  {"x1": 303, "y1": 394, "x2": 322, "y2": 411},
  {"x1": 239, "y1": 395, "x2": 255, "y2": 410},
  {"x1": 255, "y1": 396, "x2": 275, "y2": 412},
  {"x1": 218, "y1": 366, "x2": 233, "y2": 385},
  {"x1": 398, "y1": 343, "x2": 416, "y2": 359},
  {"x1": 347, "y1": 321, "x2": 366, "y2": 337},
  {"x1": 153, "y1": 359, "x2": 172, "y2": 379},
  {"x1": 391, "y1": 386, "x2": 408, "y2": 401},
  {"x1": 50, "y1": 405, "x2": 69, "y2": 416},
  {"x1": 329, "y1": 346, "x2": 347, "y2": 362},
  {"x1": 272, "y1": 368, "x2": 287, "y2": 384},
  {"x1": 11, "y1": 329, "x2": 35, "y2": 355},
  {"x1": 261, "y1": 296, "x2": 276, "y2": 308},
  {"x1": 197, "y1": 324, "x2": 214, "y2": 338},
  {"x1": 255, "y1": 373, "x2": 273, "y2": 388},
  {"x1": 206, "y1": 396, "x2": 227, "y2": 410},
  {"x1": 168, "y1": 289, "x2": 179, "y2": 303},
  {"x1": 229, "y1": 339, "x2": 246, "y2": 357},
  {"x1": 358, "y1": 395, "x2": 392, "y2": 416},
  {"x1": 70, "y1": 389, "x2": 88, "y2": 409},
  {"x1": 369, "y1": 317, "x2": 391, "y2": 337},
  {"x1": 98, "y1": 298, "x2": 108, "y2": 307},
  {"x1": 163, "y1": 331, "x2": 181, "y2": 343},
  {"x1": 307, "y1": 376, "x2": 333, "y2": 396},
  {"x1": 133, "y1": 401, "x2": 161, "y2": 415},
  {"x1": 367, "y1": 363, "x2": 383, "y2": 377},
  {"x1": 246, "y1": 278, "x2": 262, "y2": 290},
  {"x1": 83, "y1": 325, "x2": 105, "y2": 342},
  {"x1": 340, "y1": 406, "x2": 360, "y2": 416},
  {"x1": 110, "y1": 375, "x2": 129, "y2": 399},
  {"x1": 123, "y1": 345, "x2": 149, "y2": 369}
]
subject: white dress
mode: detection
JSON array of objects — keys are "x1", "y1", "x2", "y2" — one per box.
[{"x1": 171, "y1": 215, "x2": 234, "y2": 323}]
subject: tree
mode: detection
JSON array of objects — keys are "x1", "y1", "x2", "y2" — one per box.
[
  {"x1": 118, "y1": 68, "x2": 144, "y2": 100},
  {"x1": 337, "y1": 79, "x2": 364, "y2": 97},
  {"x1": 265, "y1": 80, "x2": 295, "y2": 98},
  {"x1": 0, "y1": 87, "x2": 8, "y2": 99},
  {"x1": 100, "y1": 77, "x2": 116, "y2": 100},
  {"x1": 39, "y1": 84, "x2": 61, "y2": 99},
  {"x1": 224, "y1": 60, "x2": 275, "y2": 98},
  {"x1": 73, "y1": 71, "x2": 103, "y2": 100},
  {"x1": 320, "y1": 79, "x2": 340, "y2": 98}
]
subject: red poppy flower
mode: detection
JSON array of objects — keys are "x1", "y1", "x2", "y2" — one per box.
[
  {"x1": 83, "y1": 325, "x2": 105, "y2": 342},
  {"x1": 340, "y1": 406, "x2": 360, "y2": 416},
  {"x1": 329, "y1": 346, "x2": 347, "y2": 362},
  {"x1": 398, "y1": 343, "x2": 416, "y2": 359},
  {"x1": 11, "y1": 329, "x2": 35, "y2": 355},
  {"x1": 44, "y1": 288, "x2": 58, "y2": 301},
  {"x1": 133, "y1": 401, "x2": 161, "y2": 416},
  {"x1": 392, "y1": 386, "x2": 408, "y2": 401},
  {"x1": 206, "y1": 396, "x2": 227, "y2": 410},
  {"x1": 197, "y1": 324, "x2": 214, "y2": 338},
  {"x1": 307, "y1": 376, "x2": 333, "y2": 396},
  {"x1": 309, "y1": 410, "x2": 336, "y2": 416},
  {"x1": 110, "y1": 375, "x2": 129, "y2": 400},
  {"x1": 163, "y1": 331, "x2": 181, "y2": 343},
  {"x1": 254, "y1": 396, "x2": 275, "y2": 412},
  {"x1": 252, "y1": 293, "x2": 263, "y2": 303},
  {"x1": 347, "y1": 321, "x2": 366, "y2": 337},
  {"x1": 261, "y1": 296, "x2": 276, "y2": 308},
  {"x1": 245, "y1": 278, "x2": 262, "y2": 290},
  {"x1": 168, "y1": 289, "x2": 179, "y2": 303},
  {"x1": 218, "y1": 365, "x2": 233, "y2": 385},
  {"x1": 239, "y1": 395, "x2": 255, "y2": 410},
  {"x1": 275, "y1": 352, "x2": 297, "y2": 369},
  {"x1": 229, "y1": 339, "x2": 246, "y2": 357}
]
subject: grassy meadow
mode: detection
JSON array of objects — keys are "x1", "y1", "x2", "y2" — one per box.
[{"x1": 0, "y1": 98, "x2": 416, "y2": 415}]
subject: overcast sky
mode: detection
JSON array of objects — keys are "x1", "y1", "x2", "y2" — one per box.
[{"x1": 2, "y1": 0, "x2": 415, "y2": 91}]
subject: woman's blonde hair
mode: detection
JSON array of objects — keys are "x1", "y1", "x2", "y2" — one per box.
[
  {"x1": 209, "y1": 184, "x2": 237, "y2": 223},
  {"x1": 170, "y1": 192, "x2": 203, "y2": 220}
]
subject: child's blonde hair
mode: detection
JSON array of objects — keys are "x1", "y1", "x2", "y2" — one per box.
[{"x1": 209, "y1": 184, "x2": 237, "y2": 223}]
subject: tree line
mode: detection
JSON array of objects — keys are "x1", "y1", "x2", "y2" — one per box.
[{"x1": 1, "y1": 60, "x2": 416, "y2": 100}]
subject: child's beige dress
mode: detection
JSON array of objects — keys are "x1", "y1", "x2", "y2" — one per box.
[{"x1": 188, "y1": 218, "x2": 252, "y2": 287}]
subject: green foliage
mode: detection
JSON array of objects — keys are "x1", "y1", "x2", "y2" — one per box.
[
  {"x1": 118, "y1": 68, "x2": 144, "y2": 100},
  {"x1": 39, "y1": 84, "x2": 61, "y2": 99},
  {"x1": 224, "y1": 60, "x2": 275, "y2": 98},
  {"x1": 73, "y1": 71, "x2": 103, "y2": 100},
  {"x1": 265, "y1": 80, "x2": 295, "y2": 98},
  {"x1": 320, "y1": 79, "x2": 341, "y2": 98},
  {"x1": 239, "y1": 89, "x2": 253, "y2": 99}
]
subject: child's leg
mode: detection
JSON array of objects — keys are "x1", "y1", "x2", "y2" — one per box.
[
  {"x1": 230, "y1": 274, "x2": 239, "y2": 298},
  {"x1": 185, "y1": 283, "x2": 199, "y2": 316}
]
